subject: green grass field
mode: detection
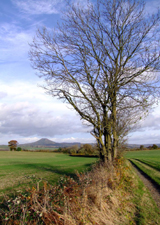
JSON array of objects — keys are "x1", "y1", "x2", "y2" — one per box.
[
  {"x1": 125, "y1": 150, "x2": 160, "y2": 186},
  {"x1": 0, "y1": 151, "x2": 97, "y2": 196},
  {"x1": 125, "y1": 149, "x2": 160, "y2": 161}
]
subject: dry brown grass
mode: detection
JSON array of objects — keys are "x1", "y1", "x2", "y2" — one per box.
[{"x1": 61, "y1": 161, "x2": 136, "y2": 225}]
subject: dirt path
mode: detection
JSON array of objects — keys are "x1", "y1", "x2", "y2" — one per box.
[{"x1": 130, "y1": 161, "x2": 160, "y2": 210}]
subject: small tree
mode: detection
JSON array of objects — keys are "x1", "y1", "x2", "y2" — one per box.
[
  {"x1": 152, "y1": 144, "x2": 158, "y2": 149},
  {"x1": 70, "y1": 145, "x2": 79, "y2": 152},
  {"x1": 83, "y1": 144, "x2": 94, "y2": 154},
  {"x1": 8, "y1": 140, "x2": 18, "y2": 151},
  {"x1": 140, "y1": 145, "x2": 144, "y2": 150}
]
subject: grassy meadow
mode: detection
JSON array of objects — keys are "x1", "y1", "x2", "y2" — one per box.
[
  {"x1": 125, "y1": 149, "x2": 160, "y2": 186},
  {"x1": 125, "y1": 149, "x2": 160, "y2": 161},
  {"x1": 0, "y1": 151, "x2": 97, "y2": 196}
]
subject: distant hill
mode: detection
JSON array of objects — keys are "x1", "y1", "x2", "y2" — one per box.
[
  {"x1": 127, "y1": 144, "x2": 140, "y2": 149},
  {"x1": 0, "y1": 145, "x2": 9, "y2": 151},
  {"x1": 20, "y1": 138, "x2": 81, "y2": 148},
  {"x1": 127, "y1": 143, "x2": 160, "y2": 149},
  {"x1": 21, "y1": 138, "x2": 56, "y2": 147}
]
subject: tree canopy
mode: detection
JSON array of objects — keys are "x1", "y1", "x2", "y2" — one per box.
[
  {"x1": 30, "y1": 0, "x2": 160, "y2": 162},
  {"x1": 8, "y1": 140, "x2": 18, "y2": 151}
]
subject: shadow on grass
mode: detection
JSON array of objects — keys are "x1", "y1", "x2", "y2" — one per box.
[
  {"x1": 8, "y1": 162, "x2": 95, "y2": 179},
  {"x1": 0, "y1": 162, "x2": 95, "y2": 202}
]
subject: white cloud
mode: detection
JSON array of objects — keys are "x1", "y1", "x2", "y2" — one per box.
[
  {"x1": 0, "y1": 92, "x2": 7, "y2": 99},
  {"x1": 128, "y1": 104, "x2": 160, "y2": 144},
  {"x1": 0, "y1": 102, "x2": 87, "y2": 137},
  {"x1": 12, "y1": 0, "x2": 65, "y2": 15},
  {"x1": 0, "y1": 81, "x2": 90, "y2": 143},
  {"x1": 52, "y1": 136, "x2": 95, "y2": 143},
  {"x1": 132, "y1": 105, "x2": 160, "y2": 131},
  {"x1": 139, "y1": 115, "x2": 160, "y2": 130},
  {"x1": 128, "y1": 131, "x2": 160, "y2": 145},
  {"x1": 0, "y1": 81, "x2": 47, "y2": 103}
]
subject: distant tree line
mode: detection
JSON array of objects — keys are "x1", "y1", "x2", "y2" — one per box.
[
  {"x1": 140, "y1": 144, "x2": 159, "y2": 150},
  {"x1": 56, "y1": 144, "x2": 99, "y2": 156}
]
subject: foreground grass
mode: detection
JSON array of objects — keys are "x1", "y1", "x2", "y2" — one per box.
[
  {"x1": 0, "y1": 158, "x2": 159, "y2": 224},
  {"x1": 0, "y1": 151, "x2": 97, "y2": 196}
]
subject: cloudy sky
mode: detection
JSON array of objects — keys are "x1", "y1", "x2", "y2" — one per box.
[{"x1": 0, "y1": 0, "x2": 160, "y2": 145}]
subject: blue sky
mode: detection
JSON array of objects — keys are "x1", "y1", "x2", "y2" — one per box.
[{"x1": 0, "y1": 0, "x2": 160, "y2": 145}]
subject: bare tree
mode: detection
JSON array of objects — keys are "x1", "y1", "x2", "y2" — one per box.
[{"x1": 29, "y1": 0, "x2": 160, "y2": 162}]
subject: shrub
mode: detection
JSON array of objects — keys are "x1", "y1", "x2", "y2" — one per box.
[
  {"x1": 16, "y1": 147, "x2": 22, "y2": 151},
  {"x1": 152, "y1": 144, "x2": 158, "y2": 149},
  {"x1": 140, "y1": 145, "x2": 144, "y2": 150}
]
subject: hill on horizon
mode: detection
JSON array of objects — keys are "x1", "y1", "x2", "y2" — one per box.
[
  {"x1": 21, "y1": 138, "x2": 56, "y2": 146},
  {"x1": 20, "y1": 138, "x2": 81, "y2": 148}
]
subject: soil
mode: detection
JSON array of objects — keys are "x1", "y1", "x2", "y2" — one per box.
[{"x1": 130, "y1": 161, "x2": 160, "y2": 210}]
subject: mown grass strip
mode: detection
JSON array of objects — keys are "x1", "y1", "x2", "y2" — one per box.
[
  {"x1": 135, "y1": 159, "x2": 160, "y2": 171},
  {"x1": 130, "y1": 159, "x2": 160, "y2": 186}
]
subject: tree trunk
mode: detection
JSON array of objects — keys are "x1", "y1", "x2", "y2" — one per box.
[
  {"x1": 112, "y1": 98, "x2": 117, "y2": 159},
  {"x1": 107, "y1": 119, "x2": 112, "y2": 162},
  {"x1": 103, "y1": 108, "x2": 112, "y2": 162}
]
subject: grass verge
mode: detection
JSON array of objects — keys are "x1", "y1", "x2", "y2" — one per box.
[{"x1": 129, "y1": 162, "x2": 160, "y2": 224}]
